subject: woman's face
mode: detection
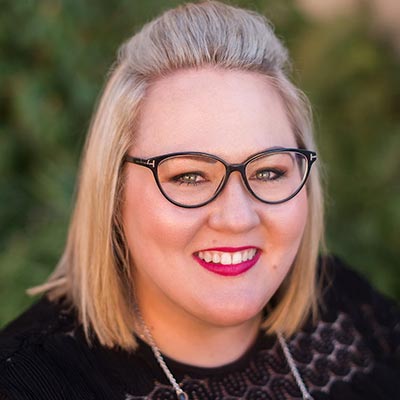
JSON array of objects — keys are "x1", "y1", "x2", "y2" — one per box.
[{"x1": 123, "y1": 68, "x2": 308, "y2": 328}]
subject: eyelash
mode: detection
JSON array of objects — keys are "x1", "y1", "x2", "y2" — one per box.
[
  {"x1": 172, "y1": 172, "x2": 205, "y2": 186},
  {"x1": 253, "y1": 168, "x2": 286, "y2": 181}
]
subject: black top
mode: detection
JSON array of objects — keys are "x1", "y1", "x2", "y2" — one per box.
[{"x1": 0, "y1": 256, "x2": 399, "y2": 400}]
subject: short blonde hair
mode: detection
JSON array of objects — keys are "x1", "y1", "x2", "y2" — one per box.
[{"x1": 31, "y1": 1, "x2": 324, "y2": 349}]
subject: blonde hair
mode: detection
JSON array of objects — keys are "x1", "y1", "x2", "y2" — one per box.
[{"x1": 30, "y1": 1, "x2": 324, "y2": 349}]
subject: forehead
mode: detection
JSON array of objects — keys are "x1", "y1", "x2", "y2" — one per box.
[{"x1": 134, "y1": 68, "x2": 296, "y2": 160}]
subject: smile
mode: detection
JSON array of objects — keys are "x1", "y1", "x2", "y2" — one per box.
[
  {"x1": 193, "y1": 247, "x2": 261, "y2": 276},
  {"x1": 197, "y1": 248, "x2": 257, "y2": 265}
]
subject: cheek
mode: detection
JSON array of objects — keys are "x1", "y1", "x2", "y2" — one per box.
[
  {"x1": 264, "y1": 190, "x2": 308, "y2": 250},
  {"x1": 122, "y1": 170, "x2": 203, "y2": 259}
]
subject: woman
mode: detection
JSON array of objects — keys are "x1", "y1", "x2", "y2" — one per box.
[{"x1": 0, "y1": 1, "x2": 398, "y2": 399}]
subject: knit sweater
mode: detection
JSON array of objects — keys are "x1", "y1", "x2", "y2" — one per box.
[{"x1": 0, "y1": 257, "x2": 399, "y2": 400}]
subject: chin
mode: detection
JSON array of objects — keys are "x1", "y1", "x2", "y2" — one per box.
[{"x1": 192, "y1": 297, "x2": 266, "y2": 328}]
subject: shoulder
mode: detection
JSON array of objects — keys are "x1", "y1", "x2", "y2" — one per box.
[
  {"x1": 0, "y1": 298, "x2": 149, "y2": 399},
  {"x1": 0, "y1": 297, "x2": 96, "y2": 399},
  {"x1": 319, "y1": 255, "x2": 400, "y2": 358},
  {"x1": 0, "y1": 296, "x2": 77, "y2": 354},
  {"x1": 287, "y1": 256, "x2": 400, "y2": 399},
  {"x1": 320, "y1": 255, "x2": 399, "y2": 315}
]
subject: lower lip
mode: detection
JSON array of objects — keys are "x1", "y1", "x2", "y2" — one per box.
[{"x1": 194, "y1": 251, "x2": 261, "y2": 277}]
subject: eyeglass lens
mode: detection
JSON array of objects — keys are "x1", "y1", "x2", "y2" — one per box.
[{"x1": 157, "y1": 151, "x2": 308, "y2": 206}]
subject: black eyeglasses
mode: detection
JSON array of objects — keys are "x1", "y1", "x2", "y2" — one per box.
[{"x1": 124, "y1": 148, "x2": 317, "y2": 208}]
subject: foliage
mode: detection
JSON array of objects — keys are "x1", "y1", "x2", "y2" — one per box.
[{"x1": 0, "y1": 0, "x2": 399, "y2": 327}]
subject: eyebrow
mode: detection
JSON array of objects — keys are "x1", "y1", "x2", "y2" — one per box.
[
  {"x1": 170, "y1": 147, "x2": 298, "y2": 165},
  {"x1": 172, "y1": 155, "x2": 219, "y2": 164}
]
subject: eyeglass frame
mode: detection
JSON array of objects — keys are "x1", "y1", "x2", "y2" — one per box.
[{"x1": 124, "y1": 148, "x2": 317, "y2": 208}]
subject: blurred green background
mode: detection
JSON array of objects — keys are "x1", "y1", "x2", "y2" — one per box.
[{"x1": 1, "y1": 0, "x2": 399, "y2": 327}]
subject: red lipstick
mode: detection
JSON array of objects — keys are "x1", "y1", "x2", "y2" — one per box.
[{"x1": 193, "y1": 246, "x2": 260, "y2": 277}]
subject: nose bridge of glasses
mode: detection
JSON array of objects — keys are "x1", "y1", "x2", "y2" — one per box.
[{"x1": 221, "y1": 163, "x2": 251, "y2": 195}]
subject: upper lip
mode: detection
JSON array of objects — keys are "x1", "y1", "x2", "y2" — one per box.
[
  {"x1": 194, "y1": 245, "x2": 259, "y2": 253},
  {"x1": 193, "y1": 246, "x2": 261, "y2": 266}
]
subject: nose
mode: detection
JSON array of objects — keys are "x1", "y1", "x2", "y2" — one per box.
[{"x1": 207, "y1": 172, "x2": 261, "y2": 233}]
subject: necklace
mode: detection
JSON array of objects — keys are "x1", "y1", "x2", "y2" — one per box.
[
  {"x1": 136, "y1": 307, "x2": 188, "y2": 400},
  {"x1": 277, "y1": 332, "x2": 314, "y2": 400},
  {"x1": 136, "y1": 308, "x2": 313, "y2": 400}
]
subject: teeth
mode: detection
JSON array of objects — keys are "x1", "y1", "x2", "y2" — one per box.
[
  {"x1": 212, "y1": 253, "x2": 221, "y2": 263},
  {"x1": 221, "y1": 253, "x2": 231, "y2": 265},
  {"x1": 197, "y1": 249, "x2": 258, "y2": 264},
  {"x1": 232, "y1": 252, "x2": 241, "y2": 264},
  {"x1": 204, "y1": 252, "x2": 212, "y2": 262}
]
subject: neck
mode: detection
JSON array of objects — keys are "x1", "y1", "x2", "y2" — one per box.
[{"x1": 136, "y1": 299, "x2": 262, "y2": 368}]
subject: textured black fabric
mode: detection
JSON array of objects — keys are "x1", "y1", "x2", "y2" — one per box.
[{"x1": 0, "y1": 256, "x2": 399, "y2": 399}]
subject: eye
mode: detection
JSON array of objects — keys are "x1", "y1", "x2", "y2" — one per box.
[
  {"x1": 254, "y1": 168, "x2": 285, "y2": 181},
  {"x1": 172, "y1": 172, "x2": 206, "y2": 186}
]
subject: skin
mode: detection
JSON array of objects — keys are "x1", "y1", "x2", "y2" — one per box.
[{"x1": 123, "y1": 68, "x2": 308, "y2": 367}]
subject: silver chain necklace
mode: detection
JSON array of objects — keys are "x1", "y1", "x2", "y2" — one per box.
[
  {"x1": 277, "y1": 332, "x2": 314, "y2": 400},
  {"x1": 136, "y1": 308, "x2": 313, "y2": 400}
]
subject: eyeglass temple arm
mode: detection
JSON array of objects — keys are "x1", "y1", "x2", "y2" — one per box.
[{"x1": 124, "y1": 155, "x2": 156, "y2": 169}]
